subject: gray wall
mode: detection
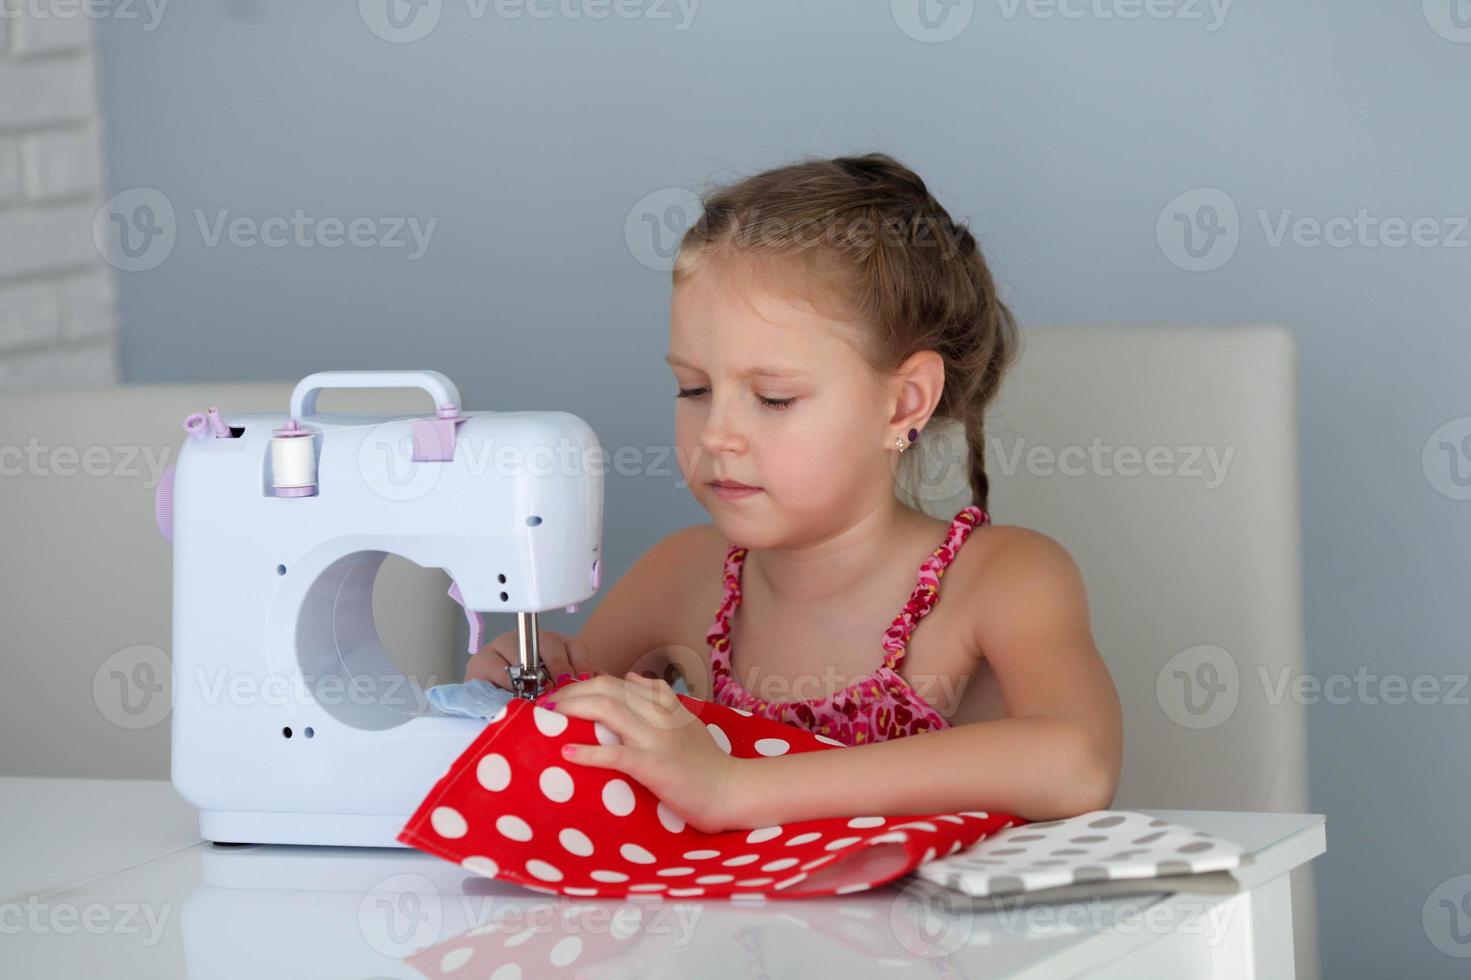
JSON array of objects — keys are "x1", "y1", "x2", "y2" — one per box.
[{"x1": 97, "y1": 3, "x2": 1470, "y2": 976}]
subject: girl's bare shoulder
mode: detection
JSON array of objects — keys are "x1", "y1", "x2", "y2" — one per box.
[
  {"x1": 951, "y1": 521, "x2": 1093, "y2": 640},
  {"x1": 626, "y1": 522, "x2": 731, "y2": 636},
  {"x1": 576, "y1": 523, "x2": 728, "y2": 679}
]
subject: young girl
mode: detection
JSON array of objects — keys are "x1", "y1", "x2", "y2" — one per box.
[{"x1": 467, "y1": 153, "x2": 1122, "y2": 834}]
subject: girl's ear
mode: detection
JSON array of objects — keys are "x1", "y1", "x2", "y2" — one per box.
[{"x1": 888, "y1": 349, "x2": 945, "y2": 435}]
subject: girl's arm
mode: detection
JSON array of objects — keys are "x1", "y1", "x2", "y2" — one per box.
[
  {"x1": 574, "y1": 525, "x2": 713, "y2": 683},
  {"x1": 728, "y1": 527, "x2": 1123, "y2": 825}
]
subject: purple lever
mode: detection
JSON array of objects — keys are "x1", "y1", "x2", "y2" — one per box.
[
  {"x1": 412, "y1": 404, "x2": 466, "y2": 462},
  {"x1": 446, "y1": 581, "x2": 485, "y2": 656}
]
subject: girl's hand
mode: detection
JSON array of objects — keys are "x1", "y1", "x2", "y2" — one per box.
[
  {"x1": 466, "y1": 629, "x2": 596, "y2": 689},
  {"x1": 545, "y1": 673, "x2": 747, "y2": 835}
]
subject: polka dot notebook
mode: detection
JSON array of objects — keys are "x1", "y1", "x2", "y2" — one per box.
[
  {"x1": 913, "y1": 810, "x2": 1246, "y2": 897},
  {"x1": 396, "y1": 679, "x2": 1024, "y2": 900}
]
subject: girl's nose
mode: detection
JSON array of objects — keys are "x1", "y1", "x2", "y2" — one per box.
[{"x1": 698, "y1": 405, "x2": 746, "y2": 455}]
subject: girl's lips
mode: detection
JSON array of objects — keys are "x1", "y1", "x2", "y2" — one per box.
[{"x1": 710, "y1": 481, "x2": 762, "y2": 500}]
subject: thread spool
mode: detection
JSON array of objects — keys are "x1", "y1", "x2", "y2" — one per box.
[{"x1": 271, "y1": 419, "x2": 317, "y2": 497}]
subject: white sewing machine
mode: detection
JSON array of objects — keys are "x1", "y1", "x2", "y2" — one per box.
[{"x1": 155, "y1": 371, "x2": 604, "y2": 847}]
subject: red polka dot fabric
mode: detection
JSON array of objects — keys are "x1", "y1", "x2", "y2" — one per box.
[{"x1": 398, "y1": 680, "x2": 1024, "y2": 900}]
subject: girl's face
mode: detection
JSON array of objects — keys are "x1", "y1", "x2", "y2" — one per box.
[{"x1": 668, "y1": 255, "x2": 896, "y2": 548}]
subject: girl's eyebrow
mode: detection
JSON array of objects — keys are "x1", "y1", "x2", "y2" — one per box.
[{"x1": 664, "y1": 353, "x2": 809, "y2": 379}]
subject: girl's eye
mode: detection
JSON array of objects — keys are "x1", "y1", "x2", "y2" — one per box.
[{"x1": 674, "y1": 387, "x2": 797, "y2": 410}]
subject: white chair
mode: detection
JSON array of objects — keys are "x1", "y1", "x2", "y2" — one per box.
[{"x1": 911, "y1": 324, "x2": 1316, "y2": 978}]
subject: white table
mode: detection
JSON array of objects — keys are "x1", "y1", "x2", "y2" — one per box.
[{"x1": 0, "y1": 777, "x2": 1324, "y2": 979}]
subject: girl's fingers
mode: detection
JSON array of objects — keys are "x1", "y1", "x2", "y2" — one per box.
[
  {"x1": 465, "y1": 649, "x2": 516, "y2": 689},
  {"x1": 620, "y1": 674, "x2": 693, "y2": 731},
  {"x1": 558, "y1": 741, "x2": 624, "y2": 771},
  {"x1": 568, "y1": 638, "x2": 595, "y2": 676},
  {"x1": 547, "y1": 693, "x2": 645, "y2": 747}
]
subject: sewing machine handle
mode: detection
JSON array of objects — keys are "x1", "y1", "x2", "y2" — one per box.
[{"x1": 289, "y1": 370, "x2": 462, "y2": 419}]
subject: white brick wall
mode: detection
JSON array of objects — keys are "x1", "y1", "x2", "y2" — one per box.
[{"x1": 0, "y1": 6, "x2": 119, "y2": 392}]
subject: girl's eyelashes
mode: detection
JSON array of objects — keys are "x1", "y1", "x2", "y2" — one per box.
[{"x1": 675, "y1": 386, "x2": 798, "y2": 410}]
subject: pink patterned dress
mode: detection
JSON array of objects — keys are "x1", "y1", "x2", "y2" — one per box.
[{"x1": 705, "y1": 505, "x2": 989, "y2": 746}]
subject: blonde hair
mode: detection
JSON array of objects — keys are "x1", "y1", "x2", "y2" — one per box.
[{"x1": 673, "y1": 152, "x2": 1019, "y2": 512}]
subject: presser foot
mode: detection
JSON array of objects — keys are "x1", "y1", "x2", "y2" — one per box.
[{"x1": 506, "y1": 663, "x2": 553, "y2": 701}]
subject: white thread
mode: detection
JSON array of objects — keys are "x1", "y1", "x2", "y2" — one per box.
[{"x1": 271, "y1": 434, "x2": 316, "y2": 489}]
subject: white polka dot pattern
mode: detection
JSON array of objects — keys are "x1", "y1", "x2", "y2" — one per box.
[
  {"x1": 913, "y1": 810, "x2": 1246, "y2": 897},
  {"x1": 397, "y1": 678, "x2": 1022, "y2": 902}
]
